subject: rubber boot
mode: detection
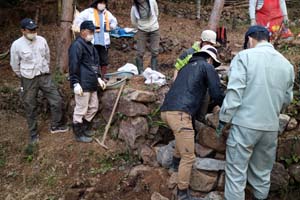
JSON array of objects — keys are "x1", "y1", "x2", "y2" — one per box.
[
  {"x1": 135, "y1": 57, "x2": 144, "y2": 74},
  {"x1": 101, "y1": 66, "x2": 107, "y2": 77},
  {"x1": 72, "y1": 123, "x2": 93, "y2": 143},
  {"x1": 177, "y1": 189, "x2": 193, "y2": 200},
  {"x1": 169, "y1": 156, "x2": 181, "y2": 173},
  {"x1": 253, "y1": 197, "x2": 267, "y2": 200},
  {"x1": 151, "y1": 56, "x2": 158, "y2": 71},
  {"x1": 82, "y1": 119, "x2": 95, "y2": 137}
]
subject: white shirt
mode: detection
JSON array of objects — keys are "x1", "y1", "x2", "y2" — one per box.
[
  {"x1": 10, "y1": 35, "x2": 50, "y2": 79},
  {"x1": 131, "y1": 0, "x2": 159, "y2": 32}
]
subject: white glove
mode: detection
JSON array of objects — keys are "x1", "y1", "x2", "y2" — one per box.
[
  {"x1": 73, "y1": 83, "x2": 83, "y2": 96},
  {"x1": 251, "y1": 19, "x2": 256, "y2": 26},
  {"x1": 98, "y1": 78, "x2": 106, "y2": 90}
]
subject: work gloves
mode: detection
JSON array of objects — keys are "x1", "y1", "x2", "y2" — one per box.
[
  {"x1": 74, "y1": 83, "x2": 83, "y2": 96},
  {"x1": 98, "y1": 78, "x2": 106, "y2": 90},
  {"x1": 216, "y1": 120, "x2": 226, "y2": 138}
]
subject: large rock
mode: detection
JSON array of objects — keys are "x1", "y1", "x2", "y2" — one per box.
[
  {"x1": 195, "y1": 143, "x2": 214, "y2": 158},
  {"x1": 279, "y1": 114, "x2": 291, "y2": 134},
  {"x1": 270, "y1": 162, "x2": 290, "y2": 191},
  {"x1": 101, "y1": 89, "x2": 150, "y2": 122},
  {"x1": 193, "y1": 158, "x2": 225, "y2": 171},
  {"x1": 195, "y1": 122, "x2": 226, "y2": 153},
  {"x1": 288, "y1": 164, "x2": 300, "y2": 182},
  {"x1": 287, "y1": 118, "x2": 298, "y2": 131},
  {"x1": 129, "y1": 90, "x2": 156, "y2": 103},
  {"x1": 205, "y1": 113, "x2": 219, "y2": 129},
  {"x1": 139, "y1": 145, "x2": 158, "y2": 167},
  {"x1": 151, "y1": 192, "x2": 169, "y2": 200},
  {"x1": 129, "y1": 165, "x2": 153, "y2": 177},
  {"x1": 216, "y1": 172, "x2": 225, "y2": 191},
  {"x1": 277, "y1": 132, "x2": 300, "y2": 160},
  {"x1": 203, "y1": 191, "x2": 223, "y2": 200},
  {"x1": 157, "y1": 141, "x2": 175, "y2": 168},
  {"x1": 156, "y1": 85, "x2": 170, "y2": 106},
  {"x1": 118, "y1": 117, "x2": 149, "y2": 149},
  {"x1": 190, "y1": 169, "x2": 218, "y2": 192},
  {"x1": 167, "y1": 172, "x2": 178, "y2": 189}
]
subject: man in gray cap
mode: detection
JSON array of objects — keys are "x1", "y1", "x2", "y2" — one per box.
[
  {"x1": 10, "y1": 18, "x2": 68, "y2": 145},
  {"x1": 217, "y1": 25, "x2": 295, "y2": 200},
  {"x1": 69, "y1": 20, "x2": 106, "y2": 143}
]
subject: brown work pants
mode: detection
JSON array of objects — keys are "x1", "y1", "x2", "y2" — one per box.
[{"x1": 161, "y1": 111, "x2": 195, "y2": 190}]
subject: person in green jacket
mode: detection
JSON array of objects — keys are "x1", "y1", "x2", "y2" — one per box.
[{"x1": 173, "y1": 30, "x2": 217, "y2": 80}]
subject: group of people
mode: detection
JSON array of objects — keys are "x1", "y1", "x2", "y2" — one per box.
[{"x1": 9, "y1": 0, "x2": 295, "y2": 200}]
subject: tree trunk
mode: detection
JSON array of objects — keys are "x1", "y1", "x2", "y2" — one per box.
[
  {"x1": 208, "y1": 0, "x2": 225, "y2": 32},
  {"x1": 196, "y1": 0, "x2": 201, "y2": 19},
  {"x1": 56, "y1": 0, "x2": 73, "y2": 72}
]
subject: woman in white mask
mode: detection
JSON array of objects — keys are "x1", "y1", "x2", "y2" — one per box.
[{"x1": 74, "y1": 0, "x2": 118, "y2": 76}]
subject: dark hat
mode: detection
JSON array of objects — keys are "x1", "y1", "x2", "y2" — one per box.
[
  {"x1": 80, "y1": 21, "x2": 96, "y2": 31},
  {"x1": 90, "y1": 0, "x2": 108, "y2": 8},
  {"x1": 243, "y1": 25, "x2": 270, "y2": 49},
  {"x1": 20, "y1": 18, "x2": 38, "y2": 30}
]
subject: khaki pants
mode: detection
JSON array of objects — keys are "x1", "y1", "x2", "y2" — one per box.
[
  {"x1": 73, "y1": 92, "x2": 99, "y2": 123},
  {"x1": 136, "y1": 29, "x2": 160, "y2": 58},
  {"x1": 161, "y1": 111, "x2": 195, "y2": 190}
]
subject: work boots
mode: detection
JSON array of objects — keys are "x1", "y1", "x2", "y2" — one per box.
[
  {"x1": 73, "y1": 123, "x2": 93, "y2": 143},
  {"x1": 169, "y1": 156, "x2": 181, "y2": 173},
  {"x1": 177, "y1": 188, "x2": 201, "y2": 200},
  {"x1": 82, "y1": 119, "x2": 95, "y2": 137},
  {"x1": 151, "y1": 56, "x2": 159, "y2": 71},
  {"x1": 135, "y1": 57, "x2": 144, "y2": 74},
  {"x1": 253, "y1": 197, "x2": 267, "y2": 200}
]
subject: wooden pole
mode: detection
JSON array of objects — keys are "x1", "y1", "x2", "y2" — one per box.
[
  {"x1": 55, "y1": 0, "x2": 73, "y2": 72},
  {"x1": 208, "y1": 0, "x2": 225, "y2": 32}
]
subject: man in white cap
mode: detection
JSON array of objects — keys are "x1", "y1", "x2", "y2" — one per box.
[
  {"x1": 160, "y1": 45, "x2": 224, "y2": 200},
  {"x1": 173, "y1": 30, "x2": 216, "y2": 80}
]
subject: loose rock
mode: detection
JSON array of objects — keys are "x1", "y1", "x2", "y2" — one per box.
[{"x1": 190, "y1": 169, "x2": 218, "y2": 192}]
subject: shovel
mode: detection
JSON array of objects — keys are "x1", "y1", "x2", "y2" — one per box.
[{"x1": 95, "y1": 82, "x2": 126, "y2": 149}]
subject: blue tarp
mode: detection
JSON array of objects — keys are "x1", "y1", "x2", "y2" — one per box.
[{"x1": 110, "y1": 27, "x2": 136, "y2": 38}]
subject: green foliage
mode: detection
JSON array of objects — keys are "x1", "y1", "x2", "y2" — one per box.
[
  {"x1": 52, "y1": 70, "x2": 66, "y2": 86},
  {"x1": 90, "y1": 150, "x2": 138, "y2": 175},
  {"x1": 24, "y1": 143, "x2": 38, "y2": 163},
  {"x1": 0, "y1": 144, "x2": 6, "y2": 168},
  {"x1": 280, "y1": 154, "x2": 300, "y2": 167},
  {"x1": 146, "y1": 106, "x2": 168, "y2": 128}
]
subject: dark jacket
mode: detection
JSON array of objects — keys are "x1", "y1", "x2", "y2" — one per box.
[
  {"x1": 69, "y1": 36, "x2": 100, "y2": 92},
  {"x1": 160, "y1": 53, "x2": 225, "y2": 116}
]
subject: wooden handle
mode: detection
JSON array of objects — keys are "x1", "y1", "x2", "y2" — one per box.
[{"x1": 100, "y1": 83, "x2": 125, "y2": 144}]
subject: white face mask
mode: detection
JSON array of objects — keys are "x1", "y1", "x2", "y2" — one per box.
[
  {"x1": 97, "y1": 3, "x2": 106, "y2": 11},
  {"x1": 26, "y1": 33, "x2": 37, "y2": 41},
  {"x1": 85, "y1": 34, "x2": 94, "y2": 42}
]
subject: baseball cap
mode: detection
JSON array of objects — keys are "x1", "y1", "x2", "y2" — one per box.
[
  {"x1": 199, "y1": 45, "x2": 221, "y2": 67},
  {"x1": 243, "y1": 25, "x2": 270, "y2": 49},
  {"x1": 80, "y1": 20, "x2": 96, "y2": 31},
  {"x1": 201, "y1": 30, "x2": 217, "y2": 45},
  {"x1": 20, "y1": 18, "x2": 38, "y2": 30}
]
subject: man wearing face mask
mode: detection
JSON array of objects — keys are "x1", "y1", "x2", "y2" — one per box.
[
  {"x1": 69, "y1": 20, "x2": 106, "y2": 143},
  {"x1": 74, "y1": 0, "x2": 117, "y2": 76},
  {"x1": 217, "y1": 25, "x2": 294, "y2": 200},
  {"x1": 160, "y1": 45, "x2": 224, "y2": 200},
  {"x1": 10, "y1": 18, "x2": 69, "y2": 145}
]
